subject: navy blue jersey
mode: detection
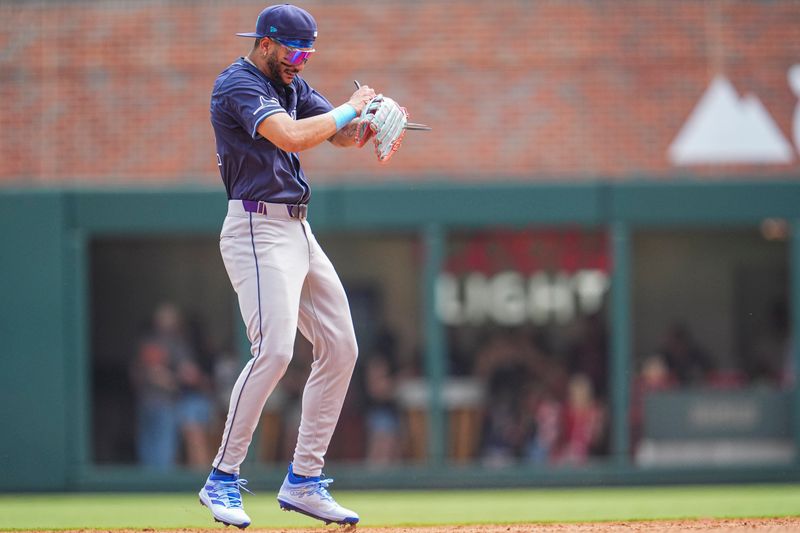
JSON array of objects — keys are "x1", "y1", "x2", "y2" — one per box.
[{"x1": 210, "y1": 58, "x2": 333, "y2": 204}]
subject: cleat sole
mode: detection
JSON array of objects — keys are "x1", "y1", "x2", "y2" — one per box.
[
  {"x1": 277, "y1": 499, "x2": 358, "y2": 526},
  {"x1": 213, "y1": 517, "x2": 250, "y2": 529}
]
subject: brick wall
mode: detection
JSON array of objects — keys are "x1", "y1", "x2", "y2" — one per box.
[{"x1": 1, "y1": 0, "x2": 799, "y2": 186}]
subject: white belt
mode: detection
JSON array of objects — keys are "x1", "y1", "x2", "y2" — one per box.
[{"x1": 227, "y1": 200, "x2": 307, "y2": 220}]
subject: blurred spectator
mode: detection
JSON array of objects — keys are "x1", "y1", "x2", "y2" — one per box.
[
  {"x1": 638, "y1": 354, "x2": 677, "y2": 393},
  {"x1": 131, "y1": 337, "x2": 179, "y2": 468},
  {"x1": 473, "y1": 328, "x2": 534, "y2": 382},
  {"x1": 157, "y1": 304, "x2": 214, "y2": 468},
  {"x1": 520, "y1": 385, "x2": 562, "y2": 465},
  {"x1": 474, "y1": 330, "x2": 530, "y2": 465},
  {"x1": 456, "y1": 324, "x2": 614, "y2": 466},
  {"x1": 630, "y1": 354, "x2": 677, "y2": 449},
  {"x1": 176, "y1": 365, "x2": 214, "y2": 468},
  {"x1": 363, "y1": 353, "x2": 401, "y2": 466},
  {"x1": 480, "y1": 387, "x2": 522, "y2": 467},
  {"x1": 564, "y1": 313, "x2": 609, "y2": 399},
  {"x1": 556, "y1": 374, "x2": 605, "y2": 465},
  {"x1": 130, "y1": 303, "x2": 213, "y2": 468},
  {"x1": 658, "y1": 323, "x2": 714, "y2": 386}
]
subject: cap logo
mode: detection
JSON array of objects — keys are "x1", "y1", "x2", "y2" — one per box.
[{"x1": 270, "y1": 26, "x2": 277, "y2": 33}]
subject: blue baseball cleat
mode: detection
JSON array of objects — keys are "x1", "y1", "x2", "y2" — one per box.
[
  {"x1": 277, "y1": 463, "x2": 359, "y2": 525},
  {"x1": 199, "y1": 470, "x2": 252, "y2": 529}
]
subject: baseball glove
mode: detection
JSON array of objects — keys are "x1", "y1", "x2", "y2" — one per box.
[{"x1": 356, "y1": 95, "x2": 408, "y2": 163}]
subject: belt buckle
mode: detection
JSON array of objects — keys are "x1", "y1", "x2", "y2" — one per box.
[
  {"x1": 257, "y1": 201, "x2": 269, "y2": 216},
  {"x1": 289, "y1": 204, "x2": 308, "y2": 220}
]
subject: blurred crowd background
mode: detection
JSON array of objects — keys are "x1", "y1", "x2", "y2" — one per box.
[
  {"x1": 89, "y1": 225, "x2": 793, "y2": 470},
  {"x1": 2, "y1": 0, "x2": 800, "y2": 477}
]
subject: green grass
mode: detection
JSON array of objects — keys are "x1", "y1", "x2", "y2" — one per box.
[{"x1": 1, "y1": 485, "x2": 799, "y2": 530}]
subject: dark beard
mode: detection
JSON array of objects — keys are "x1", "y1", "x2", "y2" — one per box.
[{"x1": 266, "y1": 50, "x2": 293, "y2": 87}]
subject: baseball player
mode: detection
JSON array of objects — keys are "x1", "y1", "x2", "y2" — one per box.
[{"x1": 198, "y1": 3, "x2": 407, "y2": 529}]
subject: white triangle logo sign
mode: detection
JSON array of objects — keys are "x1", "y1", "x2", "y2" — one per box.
[{"x1": 668, "y1": 75, "x2": 794, "y2": 165}]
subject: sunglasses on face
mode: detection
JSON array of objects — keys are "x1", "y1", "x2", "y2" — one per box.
[{"x1": 271, "y1": 38, "x2": 315, "y2": 65}]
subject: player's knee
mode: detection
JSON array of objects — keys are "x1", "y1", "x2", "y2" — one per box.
[
  {"x1": 271, "y1": 351, "x2": 294, "y2": 372},
  {"x1": 333, "y1": 331, "x2": 358, "y2": 368},
  {"x1": 253, "y1": 342, "x2": 294, "y2": 372}
]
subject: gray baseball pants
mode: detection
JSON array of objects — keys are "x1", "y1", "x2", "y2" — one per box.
[{"x1": 212, "y1": 200, "x2": 358, "y2": 477}]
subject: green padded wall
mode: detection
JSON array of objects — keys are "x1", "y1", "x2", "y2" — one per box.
[{"x1": 0, "y1": 191, "x2": 68, "y2": 490}]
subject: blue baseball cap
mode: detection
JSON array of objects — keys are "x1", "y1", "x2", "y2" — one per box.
[{"x1": 236, "y1": 4, "x2": 317, "y2": 47}]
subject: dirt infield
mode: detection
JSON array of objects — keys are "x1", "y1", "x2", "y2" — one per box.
[
  {"x1": 365, "y1": 518, "x2": 800, "y2": 532},
  {"x1": 48, "y1": 517, "x2": 800, "y2": 532}
]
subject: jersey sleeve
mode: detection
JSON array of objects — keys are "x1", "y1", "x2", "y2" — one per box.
[
  {"x1": 223, "y1": 76, "x2": 287, "y2": 139},
  {"x1": 295, "y1": 78, "x2": 334, "y2": 120}
]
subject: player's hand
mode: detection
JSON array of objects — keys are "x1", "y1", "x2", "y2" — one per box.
[{"x1": 347, "y1": 85, "x2": 376, "y2": 114}]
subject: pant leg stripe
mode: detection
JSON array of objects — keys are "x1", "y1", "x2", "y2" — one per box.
[{"x1": 215, "y1": 212, "x2": 265, "y2": 470}]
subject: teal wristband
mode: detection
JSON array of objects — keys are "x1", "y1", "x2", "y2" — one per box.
[{"x1": 331, "y1": 104, "x2": 358, "y2": 130}]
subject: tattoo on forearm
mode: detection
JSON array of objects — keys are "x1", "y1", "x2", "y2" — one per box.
[{"x1": 339, "y1": 122, "x2": 359, "y2": 142}]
